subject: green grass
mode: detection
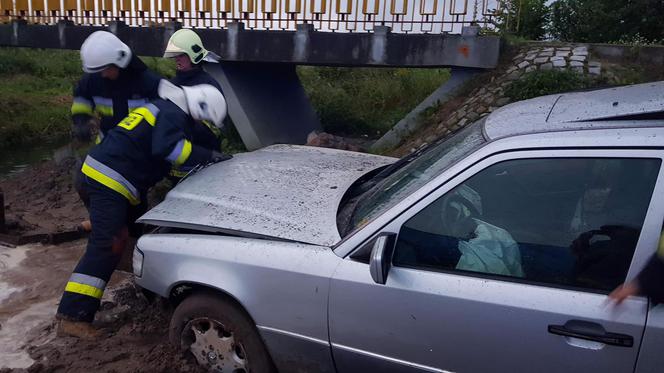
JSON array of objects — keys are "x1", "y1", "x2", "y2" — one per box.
[
  {"x1": 0, "y1": 47, "x2": 449, "y2": 150},
  {"x1": 505, "y1": 69, "x2": 598, "y2": 101},
  {"x1": 143, "y1": 56, "x2": 176, "y2": 77},
  {"x1": 0, "y1": 48, "x2": 81, "y2": 148},
  {"x1": 0, "y1": 48, "x2": 175, "y2": 149},
  {"x1": 298, "y1": 66, "x2": 450, "y2": 138}
]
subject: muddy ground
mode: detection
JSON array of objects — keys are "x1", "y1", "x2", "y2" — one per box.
[
  {"x1": 1, "y1": 156, "x2": 87, "y2": 236},
  {"x1": 0, "y1": 158, "x2": 201, "y2": 372}
]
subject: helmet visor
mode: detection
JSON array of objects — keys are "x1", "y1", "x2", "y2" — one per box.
[{"x1": 83, "y1": 63, "x2": 114, "y2": 74}]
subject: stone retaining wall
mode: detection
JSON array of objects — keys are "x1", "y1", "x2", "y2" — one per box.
[{"x1": 391, "y1": 43, "x2": 608, "y2": 156}]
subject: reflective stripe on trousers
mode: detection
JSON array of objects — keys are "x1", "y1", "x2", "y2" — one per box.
[
  {"x1": 64, "y1": 273, "x2": 107, "y2": 299},
  {"x1": 56, "y1": 178, "x2": 133, "y2": 322}
]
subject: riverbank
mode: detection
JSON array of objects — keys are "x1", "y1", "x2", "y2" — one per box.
[{"x1": 0, "y1": 155, "x2": 86, "y2": 237}]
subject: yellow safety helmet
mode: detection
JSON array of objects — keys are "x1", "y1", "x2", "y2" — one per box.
[{"x1": 163, "y1": 29, "x2": 209, "y2": 64}]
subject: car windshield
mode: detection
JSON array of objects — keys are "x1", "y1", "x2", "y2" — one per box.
[{"x1": 349, "y1": 119, "x2": 487, "y2": 232}]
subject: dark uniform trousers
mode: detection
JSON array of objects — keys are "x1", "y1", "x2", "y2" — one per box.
[{"x1": 57, "y1": 177, "x2": 145, "y2": 322}]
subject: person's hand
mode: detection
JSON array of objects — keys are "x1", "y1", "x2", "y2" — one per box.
[
  {"x1": 72, "y1": 122, "x2": 93, "y2": 142},
  {"x1": 570, "y1": 230, "x2": 597, "y2": 256},
  {"x1": 72, "y1": 118, "x2": 99, "y2": 143},
  {"x1": 210, "y1": 151, "x2": 233, "y2": 163},
  {"x1": 608, "y1": 281, "x2": 640, "y2": 305}
]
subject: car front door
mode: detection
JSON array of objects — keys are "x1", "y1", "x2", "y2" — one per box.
[{"x1": 328, "y1": 149, "x2": 664, "y2": 373}]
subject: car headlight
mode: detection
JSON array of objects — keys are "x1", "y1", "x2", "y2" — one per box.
[{"x1": 133, "y1": 246, "x2": 144, "y2": 277}]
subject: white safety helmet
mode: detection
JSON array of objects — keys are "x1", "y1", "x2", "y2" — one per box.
[
  {"x1": 80, "y1": 31, "x2": 132, "y2": 73},
  {"x1": 157, "y1": 79, "x2": 188, "y2": 113},
  {"x1": 181, "y1": 84, "x2": 227, "y2": 128}
]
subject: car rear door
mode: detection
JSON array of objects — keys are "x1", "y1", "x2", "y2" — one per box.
[{"x1": 328, "y1": 149, "x2": 664, "y2": 373}]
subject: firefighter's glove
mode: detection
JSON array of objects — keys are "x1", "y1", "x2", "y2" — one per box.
[
  {"x1": 72, "y1": 122, "x2": 93, "y2": 142},
  {"x1": 71, "y1": 119, "x2": 97, "y2": 142},
  {"x1": 210, "y1": 151, "x2": 233, "y2": 164}
]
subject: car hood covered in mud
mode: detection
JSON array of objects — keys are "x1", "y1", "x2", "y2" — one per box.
[{"x1": 139, "y1": 145, "x2": 396, "y2": 247}]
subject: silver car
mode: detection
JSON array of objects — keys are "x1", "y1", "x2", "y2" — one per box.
[{"x1": 134, "y1": 81, "x2": 664, "y2": 373}]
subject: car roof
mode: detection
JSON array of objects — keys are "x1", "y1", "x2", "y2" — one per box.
[{"x1": 483, "y1": 81, "x2": 664, "y2": 141}]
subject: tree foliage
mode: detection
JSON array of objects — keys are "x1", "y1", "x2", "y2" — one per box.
[
  {"x1": 550, "y1": 0, "x2": 664, "y2": 43},
  {"x1": 498, "y1": 0, "x2": 549, "y2": 40}
]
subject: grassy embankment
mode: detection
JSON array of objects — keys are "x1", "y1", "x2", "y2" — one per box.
[
  {"x1": 0, "y1": 47, "x2": 450, "y2": 150},
  {"x1": 0, "y1": 47, "x2": 174, "y2": 150},
  {"x1": 297, "y1": 67, "x2": 450, "y2": 138}
]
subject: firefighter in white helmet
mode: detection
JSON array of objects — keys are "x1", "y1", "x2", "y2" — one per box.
[
  {"x1": 57, "y1": 83, "x2": 231, "y2": 339},
  {"x1": 72, "y1": 31, "x2": 164, "y2": 233},
  {"x1": 164, "y1": 29, "x2": 227, "y2": 177},
  {"x1": 71, "y1": 30, "x2": 162, "y2": 143}
]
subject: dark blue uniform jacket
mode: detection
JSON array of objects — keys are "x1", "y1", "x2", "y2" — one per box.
[{"x1": 71, "y1": 55, "x2": 162, "y2": 139}]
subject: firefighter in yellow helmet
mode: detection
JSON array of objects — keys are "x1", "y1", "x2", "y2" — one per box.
[{"x1": 164, "y1": 29, "x2": 227, "y2": 179}]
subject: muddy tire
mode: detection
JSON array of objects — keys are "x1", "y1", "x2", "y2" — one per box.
[{"x1": 169, "y1": 292, "x2": 276, "y2": 373}]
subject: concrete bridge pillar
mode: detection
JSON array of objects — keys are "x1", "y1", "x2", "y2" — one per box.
[
  {"x1": 205, "y1": 62, "x2": 322, "y2": 151},
  {"x1": 370, "y1": 67, "x2": 481, "y2": 153}
]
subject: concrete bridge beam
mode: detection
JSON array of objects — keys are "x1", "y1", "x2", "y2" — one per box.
[{"x1": 0, "y1": 21, "x2": 501, "y2": 68}]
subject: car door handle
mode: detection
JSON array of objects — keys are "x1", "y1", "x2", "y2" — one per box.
[{"x1": 548, "y1": 324, "x2": 633, "y2": 347}]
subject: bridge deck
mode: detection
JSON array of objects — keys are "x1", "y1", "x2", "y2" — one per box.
[{"x1": 0, "y1": 20, "x2": 500, "y2": 68}]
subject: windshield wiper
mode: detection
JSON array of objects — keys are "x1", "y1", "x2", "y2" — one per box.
[{"x1": 177, "y1": 162, "x2": 213, "y2": 185}]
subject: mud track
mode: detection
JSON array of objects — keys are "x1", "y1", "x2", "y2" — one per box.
[{"x1": 0, "y1": 160, "x2": 201, "y2": 372}]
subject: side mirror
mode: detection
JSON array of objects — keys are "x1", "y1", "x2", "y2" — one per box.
[{"x1": 369, "y1": 233, "x2": 396, "y2": 285}]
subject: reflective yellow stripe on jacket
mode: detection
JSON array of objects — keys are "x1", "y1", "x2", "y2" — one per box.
[
  {"x1": 94, "y1": 106, "x2": 113, "y2": 117},
  {"x1": 71, "y1": 97, "x2": 94, "y2": 115},
  {"x1": 657, "y1": 231, "x2": 664, "y2": 258},
  {"x1": 92, "y1": 96, "x2": 114, "y2": 117},
  {"x1": 81, "y1": 155, "x2": 140, "y2": 205},
  {"x1": 132, "y1": 106, "x2": 157, "y2": 126},
  {"x1": 166, "y1": 139, "x2": 193, "y2": 166}
]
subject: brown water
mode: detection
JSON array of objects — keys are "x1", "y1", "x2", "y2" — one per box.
[{"x1": 0, "y1": 242, "x2": 84, "y2": 369}]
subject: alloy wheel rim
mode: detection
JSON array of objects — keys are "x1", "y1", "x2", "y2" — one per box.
[{"x1": 182, "y1": 317, "x2": 249, "y2": 372}]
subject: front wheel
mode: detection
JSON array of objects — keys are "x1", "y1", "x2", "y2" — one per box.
[{"x1": 169, "y1": 292, "x2": 276, "y2": 373}]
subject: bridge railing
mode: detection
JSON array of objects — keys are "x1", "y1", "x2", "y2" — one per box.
[{"x1": 0, "y1": 0, "x2": 504, "y2": 33}]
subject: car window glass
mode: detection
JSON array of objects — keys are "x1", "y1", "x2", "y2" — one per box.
[
  {"x1": 349, "y1": 120, "x2": 486, "y2": 231},
  {"x1": 393, "y1": 158, "x2": 661, "y2": 292}
]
